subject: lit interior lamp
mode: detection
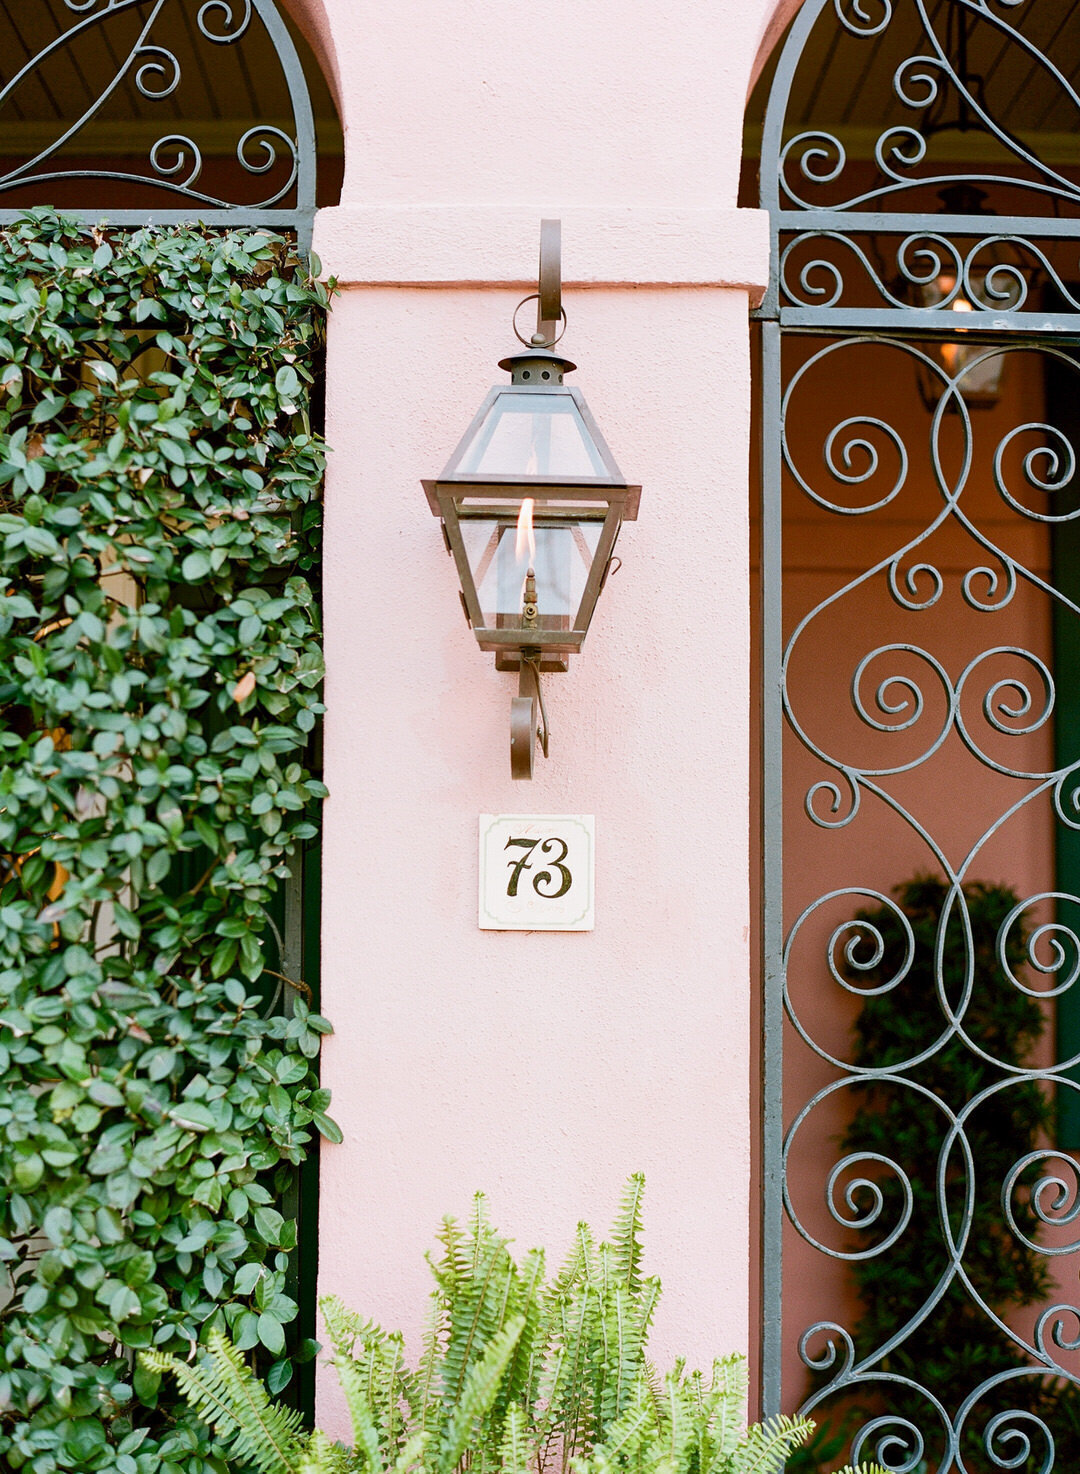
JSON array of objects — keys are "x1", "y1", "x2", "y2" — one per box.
[
  {"x1": 916, "y1": 184, "x2": 1011, "y2": 410},
  {"x1": 423, "y1": 221, "x2": 641, "y2": 779},
  {"x1": 922, "y1": 272, "x2": 1005, "y2": 407}
]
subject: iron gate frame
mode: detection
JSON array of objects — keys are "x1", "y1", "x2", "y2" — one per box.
[{"x1": 753, "y1": 0, "x2": 1080, "y2": 1463}]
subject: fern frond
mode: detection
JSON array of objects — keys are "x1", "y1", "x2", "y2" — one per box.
[
  {"x1": 699, "y1": 1356, "x2": 747, "y2": 1473},
  {"x1": 552, "y1": 1221, "x2": 598, "y2": 1295},
  {"x1": 539, "y1": 1288, "x2": 597, "y2": 1455},
  {"x1": 319, "y1": 1297, "x2": 415, "y2": 1461},
  {"x1": 141, "y1": 1333, "x2": 306, "y2": 1474},
  {"x1": 320, "y1": 1294, "x2": 384, "y2": 1359},
  {"x1": 723, "y1": 1415, "x2": 813, "y2": 1474},
  {"x1": 380, "y1": 1332, "x2": 418, "y2": 1453},
  {"x1": 298, "y1": 1429, "x2": 353, "y2": 1474},
  {"x1": 683, "y1": 1369, "x2": 710, "y2": 1474},
  {"x1": 414, "y1": 1290, "x2": 445, "y2": 1438},
  {"x1": 334, "y1": 1355, "x2": 385, "y2": 1474},
  {"x1": 589, "y1": 1382, "x2": 656, "y2": 1463},
  {"x1": 387, "y1": 1430, "x2": 429, "y2": 1474},
  {"x1": 656, "y1": 1368, "x2": 696, "y2": 1472},
  {"x1": 469, "y1": 1191, "x2": 490, "y2": 1272},
  {"x1": 430, "y1": 1211, "x2": 469, "y2": 1298},
  {"x1": 633, "y1": 1277, "x2": 663, "y2": 1347},
  {"x1": 435, "y1": 1314, "x2": 525, "y2": 1474},
  {"x1": 611, "y1": 1174, "x2": 646, "y2": 1295},
  {"x1": 440, "y1": 1211, "x2": 515, "y2": 1410},
  {"x1": 595, "y1": 1286, "x2": 623, "y2": 1430},
  {"x1": 501, "y1": 1246, "x2": 546, "y2": 1416},
  {"x1": 499, "y1": 1402, "x2": 533, "y2": 1474}
]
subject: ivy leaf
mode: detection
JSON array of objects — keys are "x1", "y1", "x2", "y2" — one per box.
[
  {"x1": 22, "y1": 524, "x2": 58, "y2": 555},
  {"x1": 234, "y1": 1263, "x2": 264, "y2": 1296},
  {"x1": 109, "y1": 1284, "x2": 141, "y2": 1322},
  {"x1": 266, "y1": 1359, "x2": 293, "y2": 1394},
  {"x1": 169, "y1": 1101, "x2": 216, "y2": 1133},
  {"x1": 275, "y1": 365, "x2": 301, "y2": 398},
  {"x1": 252, "y1": 1206, "x2": 287, "y2": 1246},
  {"x1": 257, "y1": 1312, "x2": 286, "y2": 1354},
  {"x1": 87, "y1": 358, "x2": 117, "y2": 384},
  {"x1": 235, "y1": 1310, "x2": 261, "y2": 1351},
  {"x1": 87, "y1": 1079, "x2": 125, "y2": 1107},
  {"x1": 182, "y1": 550, "x2": 211, "y2": 580},
  {"x1": 314, "y1": 1112, "x2": 343, "y2": 1144}
]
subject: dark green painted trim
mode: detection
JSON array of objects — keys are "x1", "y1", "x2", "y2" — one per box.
[{"x1": 1047, "y1": 353, "x2": 1080, "y2": 1147}]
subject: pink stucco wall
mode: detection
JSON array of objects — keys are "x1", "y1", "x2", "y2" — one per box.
[{"x1": 286, "y1": 0, "x2": 783, "y2": 1437}]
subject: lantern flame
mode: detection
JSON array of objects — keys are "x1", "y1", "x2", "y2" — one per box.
[
  {"x1": 515, "y1": 497, "x2": 536, "y2": 564},
  {"x1": 942, "y1": 299, "x2": 974, "y2": 374}
]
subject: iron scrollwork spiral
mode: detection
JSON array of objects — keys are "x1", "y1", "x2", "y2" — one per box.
[
  {"x1": 770, "y1": 0, "x2": 1080, "y2": 218},
  {"x1": 0, "y1": 0, "x2": 311, "y2": 216},
  {"x1": 763, "y1": 0, "x2": 1080, "y2": 327}
]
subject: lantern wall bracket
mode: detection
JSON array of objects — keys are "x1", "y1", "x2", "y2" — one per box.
[
  {"x1": 510, "y1": 652, "x2": 550, "y2": 781},
  {"x1": 511, "y1": 221, "x2": 565, "y2": 349}
]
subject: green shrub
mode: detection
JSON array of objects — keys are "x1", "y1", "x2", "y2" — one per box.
[
  {"x1": 148, "y1": 1178, "x2": 885, "y2": 1474},
  {"x1": 0, "y1": 210, "x2": 335, "y2": 1473}
]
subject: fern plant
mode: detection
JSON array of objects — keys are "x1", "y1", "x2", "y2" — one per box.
[{"x1": 145, "y1": 1177, "x2": 885, "y2": 1474}]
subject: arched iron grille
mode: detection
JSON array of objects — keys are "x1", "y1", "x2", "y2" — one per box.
[
  {"x1": 755, "y1": 2, "x2": 1080, "y2": 1469},
  {"x1": 0, "y1": 0, "x2": 317, "y2": 246}
]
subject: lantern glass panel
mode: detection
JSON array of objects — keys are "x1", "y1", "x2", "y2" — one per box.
[
  {"x1": 454, "y1": 390, "x2": 609, "y2": 479},
  {"x1": 460, "y1": 516, "x2": 603, "y2": 629}
]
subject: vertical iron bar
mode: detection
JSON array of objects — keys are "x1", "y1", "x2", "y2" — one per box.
[
  {"x1": 278, "y1": 856, "x2": 304, "y2": 1374},
  {"x1": 281, "y1": 860, "x2": 304, "y2": 997},
  {"x1": 760, "y1": 318, "x2": 785, "y2": 1421},
  {"x1": 254, "y1": 0, "x2": 317, "y2": 251}
]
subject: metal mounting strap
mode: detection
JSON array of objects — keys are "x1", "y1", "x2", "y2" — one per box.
[{"x1": 537, "y1": 218, "x2": 562, "y2": 344}]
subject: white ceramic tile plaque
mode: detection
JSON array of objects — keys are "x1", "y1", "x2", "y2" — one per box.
[{"x1": 479, "y1": 815, "x2": 595, "y2": 931}]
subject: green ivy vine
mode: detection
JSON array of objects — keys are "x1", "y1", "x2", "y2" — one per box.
[{"x1": 0, "y1": 210, "x2": 335, "y2": 1474}]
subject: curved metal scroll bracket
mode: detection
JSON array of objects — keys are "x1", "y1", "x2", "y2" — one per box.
[
  {"x1": 510, "y1": 653, "x2": 551, "y2": 780},
  {"x1": 536, "y1": 218, "x2": 562, "y2": 346}
]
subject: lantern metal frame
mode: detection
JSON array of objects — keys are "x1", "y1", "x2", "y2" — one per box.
[
  {"x1": 422, "y1": 220, "x2": 641, "y2": 778},
  {"x1": 423, "y1": 384, "x2": 640, "y2": 659}
]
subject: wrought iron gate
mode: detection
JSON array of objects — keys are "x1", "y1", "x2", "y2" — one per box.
[
  {"x1": 756, "y1": 2, "x2": 1080, "y2": 1469},
  {"x1": 0, "y1": 0, "x2": 318, "y2": 246}
]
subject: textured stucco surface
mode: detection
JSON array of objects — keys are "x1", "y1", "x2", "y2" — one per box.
[
  {"x1": 311, "y1": 205, "x2": 770, "y2": 300},
  {"x1": 289, "y1": 0, "x2": 770, "y2": 211},
  {"x1": 282, "y1": 0, "x2": 785, "y2": 1436}
]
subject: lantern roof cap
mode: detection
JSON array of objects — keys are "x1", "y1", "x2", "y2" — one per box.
[{"x1": 498, "y1": 345, "x2": 577, "y2": 382}]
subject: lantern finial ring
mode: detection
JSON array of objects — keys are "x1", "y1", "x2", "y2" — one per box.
[{"x1": 512, "y1": 294, "x2": 568, "y2": 348}]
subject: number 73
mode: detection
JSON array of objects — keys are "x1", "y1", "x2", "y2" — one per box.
[{"x1": 504, "y1": 836, "x2": 572, "y2": 898}]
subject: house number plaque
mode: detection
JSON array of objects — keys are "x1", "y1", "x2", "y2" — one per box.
[{"x1": 478, "y1": 815, "x2": 595, "y2": 931}]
